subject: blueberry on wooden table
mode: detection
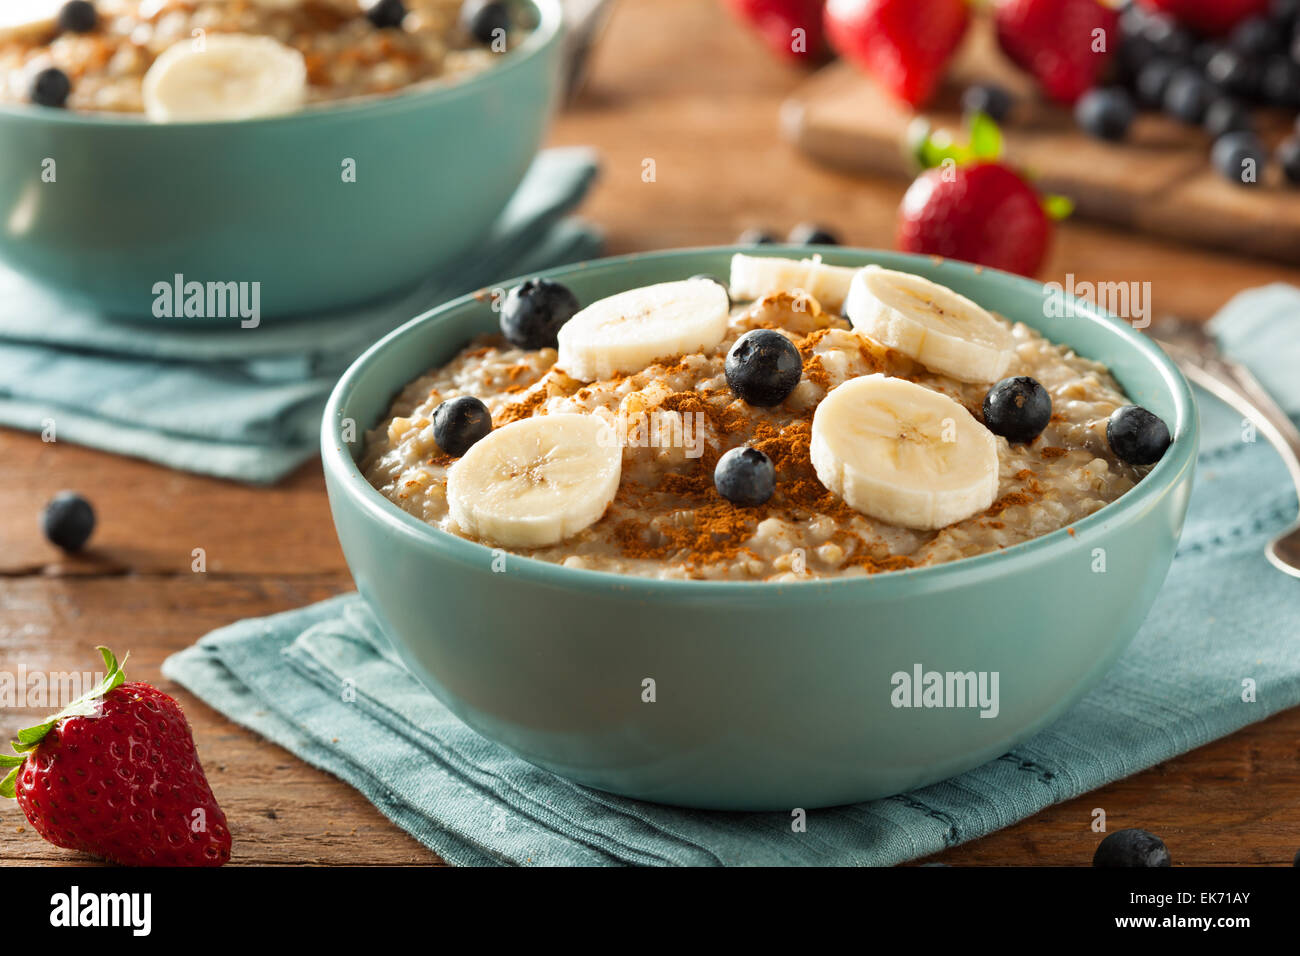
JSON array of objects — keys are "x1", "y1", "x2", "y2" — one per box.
[
  {"x1": 461, "y1": 0, "x2": 510, "y2": 46},
  {"x1": 57, "y1": 1, "x2": 98, "y2": 33},
  {"x1": 1205, "y1": 49, "x2": 1260, "y2": 99},
  {"x1": 982, "y1": 376, "x2": 1051, "y2": 445},
  {"x1": 1107, "y1": 405, "x2": 1171, "y2": 466},
  {"x1": 1134, "y1": 59, "x2": 1178, "y2": 109},
  {"x1": 1162, "y1": 69, "x2": 1213, "y2": 124},
  {"x1": 1229, "y1": 15, "x2": 1280, "y2": 57},
  {"x1": 365, "y1": 0, "x2": 407, "y2": 29},
  {"x1": 961, "y1": 83, "x2": 1013, "y2": 123},
  {"x1": 42, "y1": 492, "x2": 95, "y2": 552},
  {"x1": 1142, "y1": 15, "x2": 1196, "y2": 61},
  {"x1": 1211, "y1": 131, "x2": 1267, "y2": 186},
  {"x1": 714, "y1": 446, "x2": 776, "y2": 507},
  {"x1": 737, "y1": 228, "x2": 776, "y2": 245},
  {"x1": 1075, "y1": 88, "x2": 1136, "y2": 142},
  {"x1": 725, "y1": 329, "x2": 802, "y2": 407},
  {"x1": 1261, "y1": 56, "x2": 1300, "y2": 108},
  {"x1": 500, "y1": 278, "x2": 579, "y2": 349},
  {"x1": 1092, "y1": 828, "x2": 1171, "y2": 867},
  {"x1": 432, "y1": 396, "x2": 493, "y2": 457},
  {"x1": 1203, "y1": 98, "x2": 1252, "y2": 140},
  {"x1": 787, "y1": 223, "x2": 840, "y2": 246},
  {"x1": 29, "y1": 67, "x2": 71, "y2": 108},
  {"x1": 1278, "y1": 136, "x2": 1300, "y2": 184}
]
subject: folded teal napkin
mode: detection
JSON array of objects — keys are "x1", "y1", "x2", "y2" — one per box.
[
  {"x1": 0, "y1": 148, "x2": 602, "y2": 484},
  {"x1": 162, "y1": 285, "x2": 1300, "y2": 866}
]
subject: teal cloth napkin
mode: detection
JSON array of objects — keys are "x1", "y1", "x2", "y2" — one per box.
[
  {"x1": 0, "y1": 148, "x2": 602, "y2": 484},
  {"x1": 162, "y1": 285, "x2": 1300, "y2": 866}
]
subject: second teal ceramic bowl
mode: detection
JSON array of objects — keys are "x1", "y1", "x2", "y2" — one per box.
[
  {"x1": 0, "y1": 0, "x2": 562, "y2": 320},
  {"x1": 322, "y1": 247, "x2": 1198, "y2": 811}
]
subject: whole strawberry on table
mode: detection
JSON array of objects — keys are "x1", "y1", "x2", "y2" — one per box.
[
  {"x1": 897, "y1": 113, "x2": 1070, "y2": 277},
  {"x1": 1, "y1": 647, "x2": 231, "y2": 867}
]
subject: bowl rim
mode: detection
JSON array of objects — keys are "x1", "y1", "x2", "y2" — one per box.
[
  {"x1": 0, "y1": 0, "x2": 562, "y2": 128},
  {"x1": 322, "y1": 245, "x2": 1200, "y2": 599}
]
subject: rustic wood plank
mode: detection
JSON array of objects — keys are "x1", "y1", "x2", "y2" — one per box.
[
  {"x1": 780, "y1": 16, "x2": 1300, "y2": 266},
  {"x1": 0, "y1": 576, "x2": 440, "y2": 866}
]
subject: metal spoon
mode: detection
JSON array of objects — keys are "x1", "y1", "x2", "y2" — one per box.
[{"x1": 1151, "y1": 319, "x2": 1300, "y2": 579}]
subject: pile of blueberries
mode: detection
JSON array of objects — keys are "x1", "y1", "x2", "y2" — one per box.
[{"x1": 969, "y1": 0, "x2": 1300, "y2": 187}]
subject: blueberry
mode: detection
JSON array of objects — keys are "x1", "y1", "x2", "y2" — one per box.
[
  {"x1": 962, "y1": 83, "x2": 1013, "y2": 123},
  {"x1": 1205, "y1": 49, "x2": 1260, "y2": 98},
  {"x1": 689, "y1": 274, "x2": 731, "y2": 308},
  {"x1": 1278, "y1": 136, "x2": 1300, "y2": 184},
  {"x1": 714, "y1": 446, "x2": 776, "y2": 507},
  {"x1": 1203, "y1": 98, "x2": 1252, "y2": 139},
  {"x1": 1118, "y1": 4, "x2": 1151, "y2": 44},
  {"x1": 1135, "y1": 59, "x2": 1179, "y2": 108},
  {"x1": 787, "y1": 223, "x2": 839, "y2": 245},
  {"x1": 1107, "y1": 405, "x2": 1171, "y2": 465},
  {"x1": 1162, "y1": 69, "x2": 1213, "y2": 123},
  {"x1": 365, "y1": 0, "x2": 407, "y2": 29},
  {"x1": 1143, "y1": 15, "x2": 1195, "y2": 61},
  {"x1": 725, "y1": 329, "x2": 802, "y2": 407},
  {"x1": 1191, "y1": 41, "x2": 1220, "y2": 71},
  {"x1": 1230, "y1": 16, "x2": 1280, "y2": 56},
  {"x1": 460, "y1": 0, "x2": 510, "y2": 46},
  {"x1": 1211, "y1": 131, "x2": 1267, "y2": 186},
  {"x1": 432, "y1": 396, "x2": 492, "y2": 457},
  {"x1": 1261, "y1": 56, "x2": 1300, "y2": 107},
  {"x1": 29, "y1": 67, "x2": 71, "y2": 108},
  {"x1": 1092, "y1": 829, "x2": 1171, "y2": 867},
  {"x1": 738, "y1": 228, "x2": 776, "y2": 245},
  {"x1": 1274, "y1": 0, "x2": 1300, "y2": 30},
  {"x1": 57, "y1": 1, "x2": 98, "y2": 33},
  {"x1": 42, "y1": 492, "x2": 95, "y2": 552},
  {"x1": 500, "y1": 278, "x2": 579, "y2": 350},
  {"x1": 1075, "y1": 88, "x2": 1135, "y2": 142},
  {"x1": 982, "y1": 376, "x2": 1052, "y2": 444}
]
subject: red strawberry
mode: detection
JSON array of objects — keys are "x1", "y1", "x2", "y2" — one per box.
[
  {"x1": 824, "y1": 0, "x2": 970, "y2": 107},
  {"x1": 995, "y1": 0, "x2": 1120, "y2": 105},
  {"x1": 1136, "y1": 0, "x2": 1271, "y2": 36},
  {"x1": 1, "y1": 648, "x2": 231, "y2": 867},
  {"x1": 898, "y1": 163, "x2": 1053, "y2": 277},
  {"x1": 723, "y1": 0, "x2": 828, "y2": 64}
]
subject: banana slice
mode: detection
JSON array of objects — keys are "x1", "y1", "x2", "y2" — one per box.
[
  {"x1": 0, "y1": 2, "x2": 60, "y2": 41},
  {"x1": 844, "y1": 266, "x2": 1013, "y2": 384},
  {"x1": 810, "y1": 375, "x2": 998, "y2": 531},
  {"x1": 556, "y1": 279, "x2": 729, "y2": 382},
  {"x1": 141, "y1": 34, "x2": 307, "y2": 123},
  {"x1": 728, "y1": 254, "x2": 862, "y2": 312},
  {"x1": 446, "y1": 414, "x2": 622, "y2": 548}
]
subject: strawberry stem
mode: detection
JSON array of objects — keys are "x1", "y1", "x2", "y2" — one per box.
[
  {"x1": 1041, "y1": 194, "x2": 1076, "y2": 221},
  {"x1": 0, "y1": 647, "x2": 128, "y2": 798},
  {"x1": 905, "y1": 112, "x2": 1004, "y2": 172}
]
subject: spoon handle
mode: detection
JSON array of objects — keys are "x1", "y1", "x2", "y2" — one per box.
[{"x1": 1156, "y1": 337, "x2": 1300, "y2": 498}]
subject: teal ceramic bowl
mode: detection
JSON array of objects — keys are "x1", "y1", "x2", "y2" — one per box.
[
  {"x1": 0, "y1": 0, "x2": 562, "y2": 320},
  {"x1": 322, "y1": 247, "x2": 1199, "y2": 811}
]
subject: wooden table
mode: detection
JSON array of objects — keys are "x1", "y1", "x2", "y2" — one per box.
[{"x1": 2, "y1": 0, "x2": 1298, "y2": 867}]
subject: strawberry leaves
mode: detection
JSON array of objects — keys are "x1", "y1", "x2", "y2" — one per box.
[
  {"x1": 906, "y1": 111, "x2": 1005, "y2": 171},
  {"x1": 0, "y1": 753, "x2": 24, "y2": 799},
  {"x1": 0, "y1": 646, "x2": 128, "y2": 798}
]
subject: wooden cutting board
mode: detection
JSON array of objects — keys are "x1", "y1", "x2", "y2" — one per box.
[{"x1": 782, "y1": 20, "x2": 1300, "y2": 265}]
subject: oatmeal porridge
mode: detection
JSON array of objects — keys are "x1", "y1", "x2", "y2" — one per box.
[
  {"x1": 1, "y1": 0, "x2": 526, "y2": 116},
  {"x1": 362, "y1": 256, "x2": 1173, "y2": 582}
]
